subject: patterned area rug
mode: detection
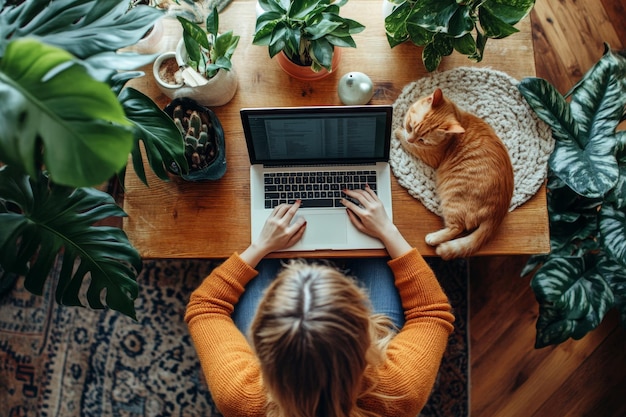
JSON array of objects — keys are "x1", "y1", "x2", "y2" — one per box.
[{"x1": 0, "y1": 257, "x2": 468, "y2": 417}]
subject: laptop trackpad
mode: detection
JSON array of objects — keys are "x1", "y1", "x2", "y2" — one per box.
[{"x1": 302, "y1": 212, "x2": 347, "y2": 247}]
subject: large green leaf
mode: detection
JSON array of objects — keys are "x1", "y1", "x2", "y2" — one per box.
[
  {"x1": 0, "y1": 38, "x2": 134, "y2": 188},
  {"x1": 384, "y1": 0, "x2": 411, "y2": 46},
  {"x1": 534, "y1": 303, "x2": 579, "y2": 347},
  {"x1": 521, "y1": 46, "x2": 626, "y2": 348},
  {"x1": 609, "y1": 138, "x2": 626, "y2": 209},
  {"x1": 422, "y1": 33, "x2": 453, "y2": 72},
  {"x1": 410, "y1": 0, "x2": 473, "y2": 37},
  {"x1": 599, "y1": 205, "x2": 626, "y2": 267},
  {"x1": 602, "y1": 257, "x2": 626, "y2": 326},
  {"x1": 257, "y1": 0, "x2": 288, "y2": 14},
  {"x1": 0, "y1": 0, "x2": 163, "y2": 60},
  {"x1": 406, "y1": 19, "x2": 434, "y2": 46},
  {"x1": 454, "y1": 33, "x2": 477, "y2": 56},
  {"x1": 479, "y1": 7, "x2": 519, "y2": 39},
  {"x1": 289, "y1": 0, "x2": 325, "y2": 20},
  {"x1": 120, "y1": 88, "x2": 187, "y2": 186},
  {"x1": 518, "y1": 78, "x2": 579, "y2": 144},
  {"x1": 0, "y1": 166, "x2": 141, "y2": 319},
  {"x1": 482, "y1": 0, "x2": 535, "y2": 26},
  {"x1": 309, "y1": 38, "x2": 334, "y2": 71},
  {"x1": 532, "y1": 256, "x2": 614, "y2": 347},
  {"x1": 519, "y1": 77, "x2": 619, "y2": 198},
  {"x1": 568, "y1": 47, "x2": 626, "y2": 148}
]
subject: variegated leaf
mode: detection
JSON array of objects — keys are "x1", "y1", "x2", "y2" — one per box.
[
  {"x1": 532, "y1": 256, "x2": 614, "y2": 347},
  {"x1": 568, "y1": 47, "x2": 626, "y2": 147},
  {"x1": 531, "y1": 257, "x2": 585, "y2": 303},
  {"x1": 519, "y1": 72, "x2": 620, "y2": 198},
  {"x1": 535, "y1": 303, "x2": 578, "y2": 348},
  {"x1": 599, "y1": 205, "x2": 626, "y2": 267}
]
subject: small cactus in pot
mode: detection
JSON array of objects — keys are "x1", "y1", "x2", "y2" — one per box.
[
  {"x1": 165, "y1": 97, "x2": 226, "y2": 181},
  {"x1": 174, "y1": 107, "x2": 216, "y2": 170}
]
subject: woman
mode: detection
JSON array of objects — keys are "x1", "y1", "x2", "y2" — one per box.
[{"x1": 185, "y1": 185, "x2": 454, "y2": 416}]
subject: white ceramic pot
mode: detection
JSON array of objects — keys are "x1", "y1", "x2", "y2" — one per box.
[
  {"x1": 153, "y1": 51, "x2": 184, "y2": 97},
  {"x1": 172, "y1": 38, "x2": 239, "y2": 107},
  {"x1": 134, "y1": 17, "x2": 166, "y2": 54},
  {"x1": 382, "y1": 0, "x2": 395, "y2": 17}
]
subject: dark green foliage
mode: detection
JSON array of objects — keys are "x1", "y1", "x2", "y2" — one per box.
[
  {"x1": 518, "y1": 46, "x2": 626, "y2": 347},
  {"x1": 0, "y1": 0, "x2": 188, "y2": 318},
  {"x1": 253, "y1": 0, "x2": 365, "y2": 72},
  {"x1": 385, "y1": 0, "x2": 535, "y2": 71},
  {"x1": 177, "y1": 7, "x2": 240, "y2": 79}
]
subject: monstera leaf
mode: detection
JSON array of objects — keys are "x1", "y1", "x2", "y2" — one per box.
[
  {"x1": 0, "y1": 166, "x2": 141, "y2": 319},
  {"x1": 0, "y1": 0, "x2": 162, "y2": 59},
  {"x1": 0, "y1": 38, "x2": 134, "y2": 188},
  {"x1": 120, "y1": 87, "x2": 187, "y2": 185},
  {"x1": 518, "y1": 46, "x2": 626, "y2": 348},
  {"x1": 0, "y1": 0, "x2": 186, "y2": 318},
  {"x1": 0, "y1": 0, "x2": 186, "y2": 187}
]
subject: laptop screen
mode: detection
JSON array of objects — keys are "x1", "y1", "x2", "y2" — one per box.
[{"x1": 241, "y1": 105, "x2": 392, "y2": 165}]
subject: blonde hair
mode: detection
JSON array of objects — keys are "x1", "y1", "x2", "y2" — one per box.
[{"x1": 250, "y1": 260, "x2": 396, "y2": 417}]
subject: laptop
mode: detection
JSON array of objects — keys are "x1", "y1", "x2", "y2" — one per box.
[{"x1": 241, "y1": 105, "x2": 394, "y2": 252}]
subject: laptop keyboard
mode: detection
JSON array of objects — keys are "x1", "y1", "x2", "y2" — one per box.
[{"x1": 264, "y1": 170, "x2": 377, "y2": 209}]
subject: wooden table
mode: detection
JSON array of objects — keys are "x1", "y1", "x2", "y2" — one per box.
[{"x1": 123, "y1": 0, "x2": 549, "y2": 259}]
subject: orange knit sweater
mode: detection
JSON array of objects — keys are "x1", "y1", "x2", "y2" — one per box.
[{"x1": 185, "y1": 248, "x2": 455, "y2": 417}]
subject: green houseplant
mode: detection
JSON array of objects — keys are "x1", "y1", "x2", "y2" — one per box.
[
  {"x1": 154, "y1": 7, "x2": 240, "y2": 106},
  {"x1": 253, "y1": 0, "x2": 365, "y2": 76},
  {"x1": 164, "y1": 97, "x2": 227, "y2": 181},
  {"x1": 384, "y1": 0, "x2": 536, "y2": 72},
  {"x1": 0, "y1": 0, "x2": 189, "y2": 319},
  {"x1": 177, "y1": 8, "x2": 239, "y2": 80},
  {"x1": 517, "y1": 45, "x2": 626, "y2": 348}
]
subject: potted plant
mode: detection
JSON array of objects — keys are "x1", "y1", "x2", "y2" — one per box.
[
  {"x1": 0, "y1": 0, "x2": 188, "y2": 319},
  {"x1": 384, "y1": 0, "x2": 536, "y2": 72},
  {"x1": 517, "y1": 45, "x2": 626, "y2": 348},
  {"x1": 253, "y1": 0, "x2": 365, "y2": 80},
  {"x1": 164, "y1": 97, "x2": 227, "y2": 181},
  {"x1": 129, "y1": 0, "x2": 168, "y2": 54},
  {"x1": 153, "y1": 7, "x2": 240, "y2": 106}
]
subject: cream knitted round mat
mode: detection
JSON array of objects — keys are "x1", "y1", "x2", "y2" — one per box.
[{"x1": 390, "y1": 67, "x2": 554, "y2": 216}]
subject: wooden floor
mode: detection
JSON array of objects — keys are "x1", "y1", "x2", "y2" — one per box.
[{"x1": 469, "y1": 1, "x2": 626, "y2": 416}]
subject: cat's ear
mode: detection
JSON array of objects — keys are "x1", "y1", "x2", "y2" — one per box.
[
  {"x1": 432, "y1": 88, "x2": 444, "y2": 107},
  {"x1": 445, "y1": 122, "x2": 465, "y2": 135}
]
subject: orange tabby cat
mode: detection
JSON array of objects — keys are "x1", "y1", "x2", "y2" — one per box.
[{"x1": 395, "y1": 88, "x2": 514, "y2": 259}]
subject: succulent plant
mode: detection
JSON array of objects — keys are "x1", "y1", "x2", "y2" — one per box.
[{"x1": 172, "y1": 105, "x2": 217, "y2": 170}]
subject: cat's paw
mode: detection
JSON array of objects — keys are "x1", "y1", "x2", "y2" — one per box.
[
  {"x1": 393, "y1": 127, "x2": 407, "y2": 141},
  {"x1": 426, "y1": 227, "x2": 460, "y2": 246},
  {"x1": 425, "y1": 232, "x2": 439, "y2": 246}
]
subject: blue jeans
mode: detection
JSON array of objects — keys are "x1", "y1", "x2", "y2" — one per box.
[{"x1": 232, "y1": 258, "x2": 404, "y2": 336}]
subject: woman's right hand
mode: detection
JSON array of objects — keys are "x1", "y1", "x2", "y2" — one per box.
[
  {"x1": 240, "y1": 200, "x2": 306, "y2": 268},
  {"x1": 341, "y1": 185, "x2": 412, "y2": 258}
]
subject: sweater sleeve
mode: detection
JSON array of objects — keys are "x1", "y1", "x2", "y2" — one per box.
[
  {"x1": 185, "y1": 253, "x2": 267, "y2": 417},
  {"x1": 363, "y1": 248, "x2": 455, "y2": 416}
]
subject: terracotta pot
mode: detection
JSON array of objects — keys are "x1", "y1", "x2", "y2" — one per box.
[{"x1": 275, "y1": 48, "x2": 342, "y2": 81}]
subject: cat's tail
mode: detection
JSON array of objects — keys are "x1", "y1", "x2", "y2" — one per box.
[{"x1": 435, "y1": 221, "x2": 497, "y2": 260}]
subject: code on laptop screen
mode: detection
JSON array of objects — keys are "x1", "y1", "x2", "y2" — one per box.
[{"x1": 241, "y1": 106, "x2": 392, "y2": 165}]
